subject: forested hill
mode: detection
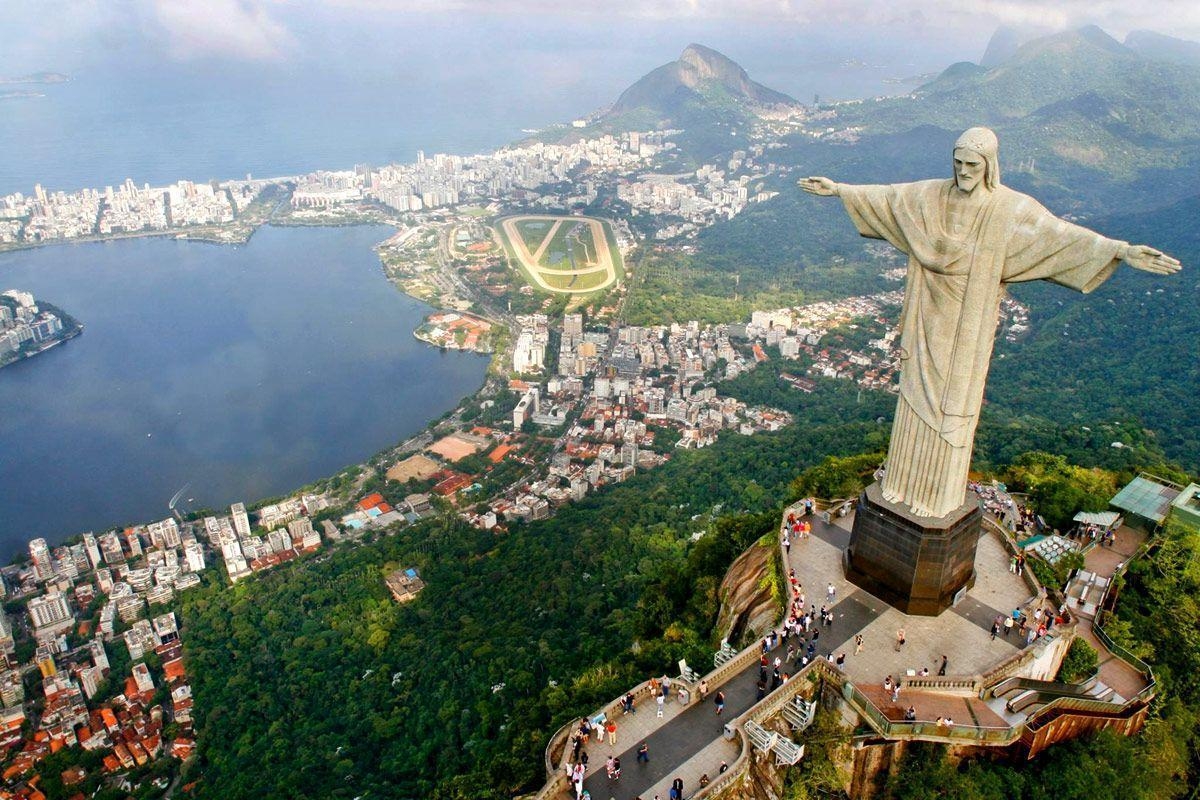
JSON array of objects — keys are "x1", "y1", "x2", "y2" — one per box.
[{"x1": 986, "y1": 194, "x2": 1200, "y2": 470}]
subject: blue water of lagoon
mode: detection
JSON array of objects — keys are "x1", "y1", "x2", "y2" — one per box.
[{"x1": 0, "y1": 225, "x2": 489, "y2": 554}]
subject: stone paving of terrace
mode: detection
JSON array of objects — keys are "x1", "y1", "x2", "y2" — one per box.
[{"x1": 569, "y1": 506, "x2": 1039, "y2": 800}]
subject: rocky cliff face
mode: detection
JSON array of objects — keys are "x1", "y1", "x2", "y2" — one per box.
[{"x1": 715, "y1": 537, "x2": 779, "y2": 645}]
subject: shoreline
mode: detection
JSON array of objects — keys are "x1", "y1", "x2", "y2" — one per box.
[
  {"x1": 0, "y1": 220, "x2": 504, "y2": 550},
  {"x1": 0, "y1": 323, "x2": 83, "y2": 369}
]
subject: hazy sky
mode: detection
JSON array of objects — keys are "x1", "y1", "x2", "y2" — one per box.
[{"x1": 4, "y1": 0, "x2": 1196, "y2": 70}]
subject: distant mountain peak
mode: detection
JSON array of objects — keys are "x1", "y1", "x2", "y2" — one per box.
[
  {"x1": 1005, "y1": 25, "x2": 1131, "y2": 65},
  {"x1": 979, "y1": 25, "x2": 1044, "y2": 68},
  {"x1": 607, "y1": 43, "x2": 797, "y2": 119},
  {"x1": 677, "y1": 44, "x2": 743, "y2": 83},
  {"x1": 1125, "y1": 29, "x2": 1200, "y2": 67},
  {"x1": 980, "y1": 24, "x2": 1132, "y2": 69}
]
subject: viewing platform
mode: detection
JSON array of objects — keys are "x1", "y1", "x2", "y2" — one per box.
[{"x1": 535, "y1": 497, "x2": 1155, "y2": 800}]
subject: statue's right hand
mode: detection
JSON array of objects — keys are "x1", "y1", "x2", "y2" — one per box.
[{"x1": 800, "y1": 176, "x2": 839, "y2": 196}]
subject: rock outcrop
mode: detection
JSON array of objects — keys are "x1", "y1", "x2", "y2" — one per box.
[{"x1": 715, "y1": 537, "x2": 779, "y2": 646}]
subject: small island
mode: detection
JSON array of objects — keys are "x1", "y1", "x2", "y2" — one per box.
[{"x1": 0, "y1": 289, "x2": 82, "y2": 368}]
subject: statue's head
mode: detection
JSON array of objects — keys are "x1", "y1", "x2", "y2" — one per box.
[{"x1": 952, "y1": 127, "x2": 1000, "y2": 194}]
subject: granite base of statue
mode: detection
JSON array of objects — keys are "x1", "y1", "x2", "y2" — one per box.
[{"x1": 844, "y1": 483, "x2": 980, "y2": 616}]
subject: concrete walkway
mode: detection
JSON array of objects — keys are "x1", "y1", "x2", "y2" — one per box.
[{"x1": 1076, "y1": 525, "x2": 1150, "y2": 701}]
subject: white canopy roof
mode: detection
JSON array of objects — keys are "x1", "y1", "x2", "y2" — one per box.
[{"x1": 1072, "y1": 510, "x2": 1121, "y2": 528}]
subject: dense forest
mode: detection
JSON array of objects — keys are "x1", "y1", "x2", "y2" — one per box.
[{"x1": 180, "y1": 381, "x2": 893, "y2": 799}]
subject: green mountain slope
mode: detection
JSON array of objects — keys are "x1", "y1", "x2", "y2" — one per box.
[
  {"x1": 833, "y1": 26, "x2": 1200, "y2": 188},
  {"x1": 1125, "y1": 29, "x2": 1200, "y2": 68},
  {"x1": 987, "y1": 193, "x2": 1200, "y2": 470}
]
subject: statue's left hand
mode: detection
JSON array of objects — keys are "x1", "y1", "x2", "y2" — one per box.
[{"x1": 1123, "y1": 244, "x2": 1182, "y2": 275}]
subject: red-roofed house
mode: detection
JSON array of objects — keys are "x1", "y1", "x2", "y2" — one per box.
[
  {"x1": 433, "y1": 473, "x2": 472, "y2": 497},
  {"x1": 358, "y1": 493, "x2": 385, "y2": 510}
]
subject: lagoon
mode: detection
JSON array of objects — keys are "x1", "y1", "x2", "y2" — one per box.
[{"x1": 0, "y1": 225, "x2": 489, "y2": 555}]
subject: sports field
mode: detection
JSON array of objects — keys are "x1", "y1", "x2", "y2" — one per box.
[{"x1": 496, "y1": 215, "x2": 620, "y2": 294}]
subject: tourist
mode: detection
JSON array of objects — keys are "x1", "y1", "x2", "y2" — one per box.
[
  {"x1": 605, "y1": 719, "x2": 617, "y2": 746},
  {"x1": 854, "y1": 634, "x2": 864, "y2": 655},
  {"x1": 715, "y1": 691, "x2": 726, "y2": 715},
  {"x1": 637, "y1": 741, "x2": 649, "y2": 763},
  {"x1": 656, "y1": 693, "x2": 665, "y2": 718},
  {"x1": 883, "y1": 675, "x2": 894, "y2": 691},
  {"x1": 719, "y1": 760, "x2": 729, "y2": 773},
  {"x1": 835, "y1": 652, "x2": 846, "y2": 669},
  {"x1": 1003, "y1": 615, "x2": 1014, "y2": 637},
  {"x1": 699, "y1": 773, "x2": 710, "y2": 787},
  {"x1": 904, "y1": 705, "x2": 917, "y2": 722},
  {"x1": 671, "y1": 777, "x2": 684, "y2": 800},
  {"x1": 827, "y1": 582, "x2": 836, "y2": 602},
  {"x1": 938, "y1": 655, "x2": 948, "y2": 676},
  {"x1": 894, "y1": 628, "x2": 906, "y2": 652},
  {"x1": 605, "y1": 756, "x2": 616, "y2": 779},
  {"x1": 612, "y1": 756, "x2": 621, "y2": 781}
]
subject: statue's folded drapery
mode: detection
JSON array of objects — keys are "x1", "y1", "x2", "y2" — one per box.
[{"x1": 840, "y1": 179, "x2": 1123, "y2": 517}]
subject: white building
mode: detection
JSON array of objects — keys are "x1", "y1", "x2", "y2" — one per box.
[
  {"x1": 28, "y1": 592, "x2": 72, "y2": 635},
  {"x1": 183, "y1": 542, "x2": 206, "y2": 573},
  {"x1": 231, "y1": 502, "x2": 252, "y2": 538},
  {"x1": 28, "y1": 538, "x2": 53, "y2": 581}
]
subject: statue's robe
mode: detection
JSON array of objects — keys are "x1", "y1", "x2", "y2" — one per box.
[{"x1": 840, "y1": 179, "x2": 1123, "y2": 517}]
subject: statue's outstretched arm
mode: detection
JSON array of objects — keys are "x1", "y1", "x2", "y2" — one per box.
[
  {"x1": 1119, "y1": 243, "x2": 1182, "y2": 275},
  {"x1": 800, "y1": 177, "x2": 840, "y2": 197}
]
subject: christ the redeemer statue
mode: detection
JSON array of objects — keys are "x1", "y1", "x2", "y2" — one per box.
[{"x1": 800, "y1": 127, "x2": 1180, "y2": 613}]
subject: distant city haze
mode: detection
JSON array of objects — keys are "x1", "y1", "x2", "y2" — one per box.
[
  {"x1": 0, "y1": 226, "x2": 489, "y2": 554},
  {"x1": 0, "y1": 16, "x2": 979, "y2": 195}
]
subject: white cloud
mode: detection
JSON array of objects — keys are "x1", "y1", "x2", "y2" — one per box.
[
  {"x1": 4, "y1": 0, "x2": 1197, "y2": 69},
  {"x1": 141, "y1": 0, "x2": 295, "y2": 61},
  {"x1": 318, "y1": 0, "x2": 1200, "y2": 41}
]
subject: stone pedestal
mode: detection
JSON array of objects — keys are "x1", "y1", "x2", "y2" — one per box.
[{"x1": 844, "y1": 482, "x2": 980, "y2": 616}]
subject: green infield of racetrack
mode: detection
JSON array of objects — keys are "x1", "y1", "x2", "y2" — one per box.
[{"x1": 496, "y1": 214, "x2": 622, "y2": 295}]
